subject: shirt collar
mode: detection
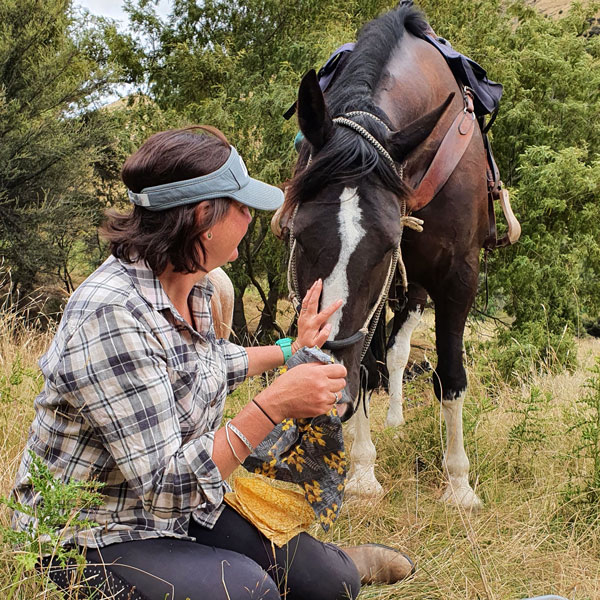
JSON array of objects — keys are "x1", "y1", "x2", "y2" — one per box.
[{"x1": 118, "y1": 257, "x2": 215, "y2": 318}]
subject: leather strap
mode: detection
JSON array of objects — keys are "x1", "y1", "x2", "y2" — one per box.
[
  {"x1": 484, "y1": 188, "x2": 498, "y2": 250},
  {"x1": 483, "y1": 136, "x2": 499, "y2": 250},
  {"x1": 408, "y1": 91, "x2": 476, "y2": 213}
]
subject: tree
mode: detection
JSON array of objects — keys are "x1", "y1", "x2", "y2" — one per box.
[
  {"x1": 0, "y1": 0, "x2": 120, "y2": 304},
  {"x1": 384, "y1": 0, "x2": 600, "y2": 374},
  {"x1": 113, "y1": 0, "x2": 361, "y2": 341}
]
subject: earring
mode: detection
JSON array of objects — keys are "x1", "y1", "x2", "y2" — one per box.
[{"x1": 207, "y1": 232, "x2": 212, "y2": 239}]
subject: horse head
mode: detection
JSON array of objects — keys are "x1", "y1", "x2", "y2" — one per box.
[{"x1": 284, "y1": 69, "x2": 453, "y2": 417}]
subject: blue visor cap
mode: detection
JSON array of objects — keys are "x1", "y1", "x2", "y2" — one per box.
[{"x1": 127, "y1": 146, "x2": 284, "y2": 212}]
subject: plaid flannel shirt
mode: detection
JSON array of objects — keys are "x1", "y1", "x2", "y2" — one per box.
[{"x1": 11, "y1": 256, "x2": 248, "y2": 549}]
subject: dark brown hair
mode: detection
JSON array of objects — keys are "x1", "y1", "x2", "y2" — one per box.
[{"x1": 101, "y1": 125, "x2": 232, "y2": 275}]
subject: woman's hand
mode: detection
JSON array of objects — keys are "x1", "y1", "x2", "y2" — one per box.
[
  {"x1": 294, "y1": 279, "x2": 343, "y2": 351},
  {"x1": 255, "y1": 362, "x2": 347, "y2": 422}
]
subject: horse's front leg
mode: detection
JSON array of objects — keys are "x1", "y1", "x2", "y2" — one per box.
[
  {"x1": 433, "y1": 292, "x2": 482, "y2": 510},
  {"x1": 385, "y1": 287, "x2": 426, "y2": 427},
  {"x1": 345, "y1": 394, "x2": 384, "y2": 498},
  {"x1": 440, "y1": 392, "x2": 481, "y2": 509}
]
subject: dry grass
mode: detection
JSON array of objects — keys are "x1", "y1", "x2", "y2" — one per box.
[
  {"x1": 0, "y1": 292, "x2": 59, "y2": 599},
  {"x1": 2, "y1": 296, "x2": 600, "y2": 599},
  {"x1": 325, "y1": 335, "x2": 600, "y2": 600}
]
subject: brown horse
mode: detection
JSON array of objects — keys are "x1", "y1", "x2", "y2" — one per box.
[{"x1": 277, "y1": 4, "x2": 489, "y2": 508}]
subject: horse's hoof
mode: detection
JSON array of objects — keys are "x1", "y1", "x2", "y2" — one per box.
[
  {"x1": 345, "y1": 473, "x2": 384, "y2": 498},
  {"x1": 440, "y1": 484, "x2": 483, "y2": 510}
]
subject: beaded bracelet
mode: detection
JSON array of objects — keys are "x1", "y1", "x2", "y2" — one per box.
[{"x1": 226, "y1": 421, "x2": 255, "y2": 454}]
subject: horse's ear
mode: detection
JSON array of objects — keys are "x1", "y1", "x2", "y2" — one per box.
[
  {"x1": 387, "y1": 93, "x2": 455, "y2": 160},
  {"x1": 297, "y1": 69, "x2": 334, "y2": 151}
]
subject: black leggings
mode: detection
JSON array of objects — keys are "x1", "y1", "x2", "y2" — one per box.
[{"x1": 42, "y1": 506, "x2": 360, "y2": 600}]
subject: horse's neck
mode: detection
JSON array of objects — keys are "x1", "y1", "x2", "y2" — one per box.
[
  {"x1": 374, "y1": 32, "x2": 463, "y2": 186},
  {"x1": 374, "y1": 33, "x2": 458, "y2": 127}
]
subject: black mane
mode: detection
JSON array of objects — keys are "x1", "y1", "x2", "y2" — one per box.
[{"x1": 287, "y1": 5, "x2": 428, "y2": 207}]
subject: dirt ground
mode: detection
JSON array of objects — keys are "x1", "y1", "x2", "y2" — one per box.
[
  {"x1": 531, "y1": 0, "x2": 573, "y2": 16},
  {"x1": 531, "y1": 0, "x2": 598, "y2": 17}
]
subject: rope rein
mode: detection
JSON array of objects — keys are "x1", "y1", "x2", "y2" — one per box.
[{"x1": 287, "y1": 203, "x2": 301, "y2": 310}]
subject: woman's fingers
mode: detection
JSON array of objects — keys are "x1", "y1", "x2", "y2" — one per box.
[
  {"x1": 321, "y1": 363, "x2": 347, "y2": 379},
  {"x1": 314, "y1": 324, "x2": 332, "y2": 348},
  {"x1": 328, "y1": 378, "x2": 347, "y2": 393},
  {"x1": 301, "y1": 279, "x2": 317, "y2": 305},
  {"x1": 303, "y1": 278, "x2": 321, "y2": 314},
  {"x1": 271, "y1": 362, "x2": 347, "y2": 419},
  {"x1": 316, "y1": 299, "x2": 343, "y2": 324}
]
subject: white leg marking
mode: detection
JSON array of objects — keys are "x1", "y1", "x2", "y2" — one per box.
[
  {"x1": 385, "y1": 308, "x2": 422, "y2": 428},
  {"x1": 344, "y1": 408, "x2": 356, "y2": 446},
  {"x1": 345, "y1": 394, "x2": 384, "y2": 498},
  {"x1": 321, "y1": 187, "x2": 365, "y2": 340},
  {"x1": 441, "y1": 392, "x2": 482, "y2": 509}
]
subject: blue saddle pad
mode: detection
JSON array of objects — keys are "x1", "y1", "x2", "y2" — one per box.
[
  {"x1": 418, "y1": 34, "x2": 503, "y2": 116},
  {"x1": 285, "y1": 26, "x2": 503, "y2": 120}
]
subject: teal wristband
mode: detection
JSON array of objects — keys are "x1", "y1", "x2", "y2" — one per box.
[{"x1": 275, "y1": 337, "x2": 294, "y2": 363}]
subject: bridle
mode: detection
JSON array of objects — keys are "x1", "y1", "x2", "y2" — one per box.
[{"x1": 287, "y1": 110, "x2": 422, "y2": 362}]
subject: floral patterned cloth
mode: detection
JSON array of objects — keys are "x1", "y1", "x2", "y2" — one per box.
[{"x1": 242, "y1": 348, "x2": 347, "y2": 530}]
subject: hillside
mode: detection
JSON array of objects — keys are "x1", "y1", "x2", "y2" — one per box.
[{"x1": 532, "y1": 0, "x2": 599, "y2": 24}]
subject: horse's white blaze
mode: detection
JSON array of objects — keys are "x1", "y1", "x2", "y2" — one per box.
[
  {"x1": 321, "y1": 187, "x2": 365, "y2": 339},
  {"x1": 345, "y1": 393, "x2": 384, "y2": 498},
  {"x1": 385, "y1": 307, "x2": 422, "y2": 427},
  {"x1": 441, "y1": 392, "x2": 482, "y2": 509}
]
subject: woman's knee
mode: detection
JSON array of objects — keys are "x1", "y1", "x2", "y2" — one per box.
[
  {"x1": 88, "y1": 541, "x2": 280, "y2": 600},
  {"x1": 282, "y1": 535, "x2": 361, "y2": 600},
  {"x1": 220, "y1": 554, "x2": 280, "y2": 600}
]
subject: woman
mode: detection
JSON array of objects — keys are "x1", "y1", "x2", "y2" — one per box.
[{"x1": 12, "y1": 126, "x2": 412, "y2": 600}]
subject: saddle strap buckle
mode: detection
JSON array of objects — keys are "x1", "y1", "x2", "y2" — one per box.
[
  {"x1": 459, "y1": 87, "x2": 476, "y2": 134},
  {"x1": 463, "y1": 86, "x2": 475, "y2": 114}
]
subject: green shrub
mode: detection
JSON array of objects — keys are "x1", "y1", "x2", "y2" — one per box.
[{"x1": 1, "y1": 452, "x2": 104, "y2": 573}]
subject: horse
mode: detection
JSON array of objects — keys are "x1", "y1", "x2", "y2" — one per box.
[
  {"x1": 276, "y1": 4, "x2": 490, "y2": 509},
  {"x1": 207, "y1": 267, "x2": 234, "y2": 340}
]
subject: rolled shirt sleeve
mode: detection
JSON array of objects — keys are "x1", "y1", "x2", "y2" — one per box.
[{"x1": 215, "y1": 339, "x2": 248, "y2": 393}]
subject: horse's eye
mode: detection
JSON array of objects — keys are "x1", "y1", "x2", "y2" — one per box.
[
  {"x1": 295, "y1": 237, "x2": 309, "y2": 257},
  {"x1": 294, "y1": 236, "x2": 319, "y2": 264}
]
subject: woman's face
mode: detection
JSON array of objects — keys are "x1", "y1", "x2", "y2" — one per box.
[{"x1": 203, "y1": 201, "x2": 252, "y2": 269}]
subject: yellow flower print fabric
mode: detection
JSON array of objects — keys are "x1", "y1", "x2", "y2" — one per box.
[{"x1": 241, "y1": 347, "x2": 348, "y2": 531}]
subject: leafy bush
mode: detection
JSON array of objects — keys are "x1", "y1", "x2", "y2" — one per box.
[
  {"x1": 1, "y1": 452, "x2": 104, "y2": 572},
  {"x1": 3, "y1": 0, "x2": 600, "y2": 362},
  {"x1": 0, "y1": 0, "x2": 123, "y2": 301}
]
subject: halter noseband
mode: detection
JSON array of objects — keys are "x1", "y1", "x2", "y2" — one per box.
[{"x1": 287, "y1": 110, "x2": 412, "y2": 360}]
